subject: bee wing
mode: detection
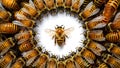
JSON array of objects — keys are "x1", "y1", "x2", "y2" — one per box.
[
  {"x1": 64, "y1": 27, "x2": 74, "y2": 36},
  {"x1": 45, "y1": 29, "x2": 56, "y2": 38},
  {"x1": 12, "y1": 20, "x2": 24, "y2": 26}
]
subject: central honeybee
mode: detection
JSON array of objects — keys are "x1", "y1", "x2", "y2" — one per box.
[{"x1": 45, "y1": 25, "x2": 74, "y2": 46}]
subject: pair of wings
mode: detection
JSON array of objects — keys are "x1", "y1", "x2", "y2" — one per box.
[{"x1": 45, "y1": 27, "x2": 74, "y2": 37}]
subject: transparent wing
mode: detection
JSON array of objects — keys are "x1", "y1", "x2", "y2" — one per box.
[
  {"x1": 64, "y1": 27, "x2": 74, "y2": 35},
  {"x1": 45, "y1": 29, "x2": 56, "y2": 38}
]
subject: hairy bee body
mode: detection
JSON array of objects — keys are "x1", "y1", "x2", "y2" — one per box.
[
  {"x1": 86, "y1": 30, "x2": 105, "y2": 41},
  {"x1": 64, "y1": 0, "x2": 72, "y2": 8},
  {"x1": 73, "y1": 54, "x2": 88, "y2": 68},
  {"x1": 19, "y1": 40, "x2": 35, "y2": 52},
  {"x1": 85, "y1": 40, "x2": 106, "y2": 56},
  {"x1": 32, "y1": 54, "x2": 48, "y2": 68},
  {"x1": 71, "y1": 0, "x2": 81, "y2": 13},
  {"x1": 21, "y1": 2, "x2": 39, "y2": 19},
  {"x1": 44, "y1": 0, "x2": 56, "y2": 10},
  {"x1": 80, "y1": 48, "x2": 96, "y2": 64},
  {"x1": 47, "y1": 58, "x2": 57, "y2": 68},
  {"x1": 79, "y1": 2, "x2": 99, "y2": 21},
  {"x1": 0, "y1": 9, "x2": 11, "y2": 21},
  {"x1": 15, "y1": 30, "x2": 33, "y2": 44},
  {"x1": 65, "y1": 59, "x2": 76, "y2": 68},
  {"x1": 22, "y1": 47, "x2": 40, "y2": 66},
  {"x1": 102, "y1": 0, "x2": 120, "y2": 23},
  {"x1": 0, "y1": 37, "x2": 14, "y2": 55},
  {"x1": 57, "y1": 61, "x2": 65, "y2": 68},
  {"x1": 103, "y1": 54, "x2": 120, "y2": 68},
  {"x1": 56, "y1": 0, "x2": 64, "y2": 7},
  {"x1": 105, "y1": 31, "x2": 120, "y2": 42},
  {"x1": 33, "y1": 0, "x2": 46, "y2": 12},
  {"x1": 108, "y1": 43, "x2": 120, "y2": 59},
  {"x1": 0, "y1": 51, "x2": 16, "y2": 68},
  {"x1": 1, "y1": 0, "x2": 20, "y2": 10},
  {"x1": 85, "y1": 16, "x2": 106, "y2": 30},
  {"x1": 0, "y1": 23, "x2": 19, "y2": 34},
  {"x1": 11, "y1": 57, "x2": 25, "y2": 68}
]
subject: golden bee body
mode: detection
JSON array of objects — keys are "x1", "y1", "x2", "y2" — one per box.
[
  {"x1": 0, "y1": 9, "x2": 11, "y2": 21},
  {"x1": 57, "y1": 61, "x2": 65, "y2": 68},
  {"x1": 85, "y1": 40, "x2": 106, "y2": 56},
  {"x1": 103, "y1": 54, "x2": 120, "y2": 68},
  {"x1": 105, "y1": 31, "x2": 120, "y2": 42},
  {"x1": 44, "y1": 0, "x2": 56, "y2": 10},
  {"x1": 0, "y1": 37, "x2": 14, "y2": 55},
  {"x1": 47, "y1": 58, "x2": 57, "y2": 68},
  {"x1": 19, "y1": 40, "x2": 35, "y2": 52},
  {"x1": 22, "y1": 47, "x2": 40, "y2": 66},
  {"x1": 11, "y1": 57, "x2": 25, "y2": 68},
  {"x1": 73, "y1": 54, "x2": 87, "y2": 68},
  {"x1": 86, "y1": 30, "x2": 105, "y2": 41},
  {"x1": 0, "y1": 51, "x2": 16, "y2": 68},
  {"x1": 71, "y1": 0, "x2": 81, "y2": 13},
  {"x1": 15, "y1": 30, "x2": 33, "y2": 44},
  {"x1": 32, "y1": 54, "x2": 48, "y2": 68},
  {"x1": 33, "y1": 0, "x2": 46, "y2": 12},
  {"x1": 98, "y1": 63, "x2": 108, "y2": 68},
  {"x1": 102, "y1": 0, "x2": 120, "y2": 23},
  {"x1": 56, "y1": 0, "x2": 64, "y2": 7},
  {"x1": 64, "y1": 0, "x2": 72, "y2": 8},
  {"x1": 65, "y1": 59, "x2": 76, "y2": 68},
  {"x1": 80, "y1": 48, "x2": 96, "y2": 64},
  {"x1": 0, "y1": 23, "x2": 19, "y2": 34},
  {"x1": 1, "y1": 0, "x2": 20, "y2": 10}
]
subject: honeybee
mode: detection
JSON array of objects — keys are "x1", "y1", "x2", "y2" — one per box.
[
  {"x1": 0, "y1": 37, "x2": 14, "y2": 56},
  {"x1": 32, "y1": 54, "x2": 49, "y2": 68},
  {"x1": 65, "y1": 58, "x2": 76, "y2": 68},
  {"x1": 64, "y1": 0, "x2": 72, "y2": 8},
  {"x1": 108, "y1": 12, "x2": 120, "y2": 31},
  {"x1": 57, "y1": 61, "x2": 66, "y2": 68},
  {"x1": 44, "y1": 0, "x2": 56, "y2": 10},
  {"x1": 0, "y1": 9, "x2": 11, "y2": 22},
  {"x1": 105, "y1": 31, "x2": 120, "y2": 42},
  {"x1": 85, "y1": 40, "x2": 106, "y2": 56},
  {"x1": 102, "y1": 0, "x2": 120, "y2": 23},
  {"x1": 14, "y1": 8, "x2": 31, "y2": 20},
  {"x1": 71, "y1": 0, "x2": 81, "y2": 13},
  {"x1": 45, "y1": 25, "x2": 74, "y2": 46},
  {"x1": 86, "y1": 30, "x2": 105, "y2": 41},
  {"x1": 11, "y1": 57, "x2": 25, "y2": 68},
  {"x1": 79, "y1": 2, "x2": 100, "y2": 21},
  {"x1": 1, "y1": 0, "x2": 20, "y2": 10},
  {"x1": 22, "y1": 47, "x2": 40, "y2": 66},
  {"x1": 13, "y1": 20, "x2": 35, "y2": 28},
  {"x1": 19, "y1": 39, "x2": 35, "y2": 52},
  {"x1": 0, "y1": 23, "x2": 19, "y2": 34},
  {"x1": 56, "y1": 0, "x2": 64, "y2": 7},
  {"x1": 80, "y1": 0, "x2": 91, "y2": 11},
  {"x1": 21, "y1": 2, "x2": 39, "y2": 19},
  {"x1": 107, "y1": 43, "x2": 120, "y2": 59},
  {"x1": 0, "y1": 51, "x2": 16, "y2": 68},
  {"x1": 93, "y1": 0, "x2": 107, "y2": 8},
  {"x1": 47, "y1": 57, "x2": 57, "y2": 68},
  {"x1": 33, "y1": 0, "x2": 46, "y2": 12},
  {"x1": 15, "y1": 29, "x2": 34, "y2": 44},
  {"x1": 103, "y1": 54, "x2": 120, "y2": 68},
  {"x1": 85, "y1": 16, "x2": 106, "y2": 30},
  {"x1": 98, "y1": 63, "x2": 109, "y2": 68},
  {"x1": 80, "y1": 48, "x2": 96, "y2": 64},
  {"x1": 73, "y1": 54, "x2": 88, "y2": 68}
]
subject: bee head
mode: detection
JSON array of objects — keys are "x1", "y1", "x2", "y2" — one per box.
[{"x1": 55, "y1": 25, "x2": 65, "y2": 29}]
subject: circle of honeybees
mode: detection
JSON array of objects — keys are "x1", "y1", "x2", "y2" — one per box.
[{"x1": 0, "y1": 0, "x2": 120, "y2": 68}]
